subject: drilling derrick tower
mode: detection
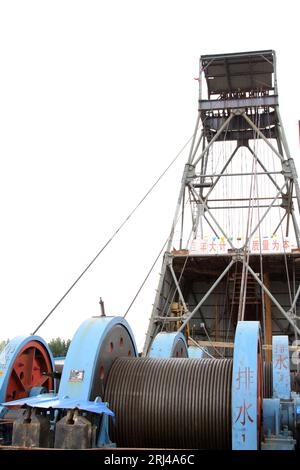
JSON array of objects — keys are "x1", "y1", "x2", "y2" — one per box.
[{"x1": 144, "y1": 50, "x2": 300, "y2": 359}]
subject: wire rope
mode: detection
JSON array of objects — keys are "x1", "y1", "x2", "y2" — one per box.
[{"x1": 31, "y1": 132, "x2": 195, "y2": 335}]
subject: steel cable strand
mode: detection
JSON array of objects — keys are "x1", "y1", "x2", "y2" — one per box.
[
  {"x1": 104, "y1": 357, "x2": 233, "y2": 449},
  {"x1": 31, "y1": 133, "x2": 195, "y2": 335}
]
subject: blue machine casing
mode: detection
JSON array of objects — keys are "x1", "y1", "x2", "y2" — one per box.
[
  {"x1": 0, "y1": 335, "x2": 55, "y2": 404},
  {"x1": 148, "y1": 332, "x2": 188, "y2": 358},
  {"x1": 232, "y1": 321, "x2": 261, "y2": 450},
  {"x1": 188, "y1": 345, "x2": 205, "y2": 358},
  {"x1": 1, "y1": 394, "x2": 114, "y2": 416},
  {"x1": 272, "y1": 336, "x2": 291, "y2": 399},
  {"x1": 262, "y1": 336, "x2": 298, "y2": 450},
  {"x1": 58, "y1": 316, "x2": 137, "y2": 400}
]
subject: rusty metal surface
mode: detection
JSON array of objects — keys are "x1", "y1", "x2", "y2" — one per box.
[
  {"x1": 12, "y1": 409, "x2": 52, "y2": 448},
  {"x1": 90, "y1": 323, "x2": 137, "y2": 400},
  {"x1": 54, "y1": 412, "x2": 96, "y2": 449},
  {"x1": 104, "y1": 357, "x2": 232, "y2": 449}
]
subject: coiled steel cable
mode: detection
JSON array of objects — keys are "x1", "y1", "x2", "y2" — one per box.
[{"x1": 104, "y1": 357, "x2": 232, "y2": 449}]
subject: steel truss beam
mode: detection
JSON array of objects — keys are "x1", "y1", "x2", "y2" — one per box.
[
  {"x1": 189, "y1": 185, "x2": 235, "y2": 249},
  {"x1": 193, "y1": 113, "x2": 234, "y2": 166},
  {"x1": 144, "y1": 50, "x2": 300, "y2": 354},
  {"x1": 242, "y1": 181, "x2": 288, "y2": 248},
  {"x1": 189, "y1": 111, "x2": 297, "y2": 251},
  {"x1": 247, "y1": 147, "x2": 283, "y2": 193},
  {"x1": 178, "y1": 259, "x2": 235, "y2": 332},
  {"x1": 168, "y1": 251, "x2": 300, "y2": 337},
  {"x1": 199, "y1": 95, "x2": 278, "y2": 111},
  {"x1": 244, "y1": 262, "x2": 300, "y2": 335},
  {"x1": 204, "y1": 146, "x2": 239, "y2": 200},
  {"x1": 168, "y1": 261, "x2": 189, "y2": 313}
]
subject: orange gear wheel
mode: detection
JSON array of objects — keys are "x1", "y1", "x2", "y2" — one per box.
[{"x1": 5, "y1": 340, "x2": 54, "y2": 402}]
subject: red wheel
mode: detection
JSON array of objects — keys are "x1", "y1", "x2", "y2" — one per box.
[{"x1": 5, "y1": 340, "x2": 54, "y2": 402}]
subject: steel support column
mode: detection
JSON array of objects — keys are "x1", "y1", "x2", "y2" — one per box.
[{"x1": 178, "y1": 259, "x2": 235, "y2": 333}]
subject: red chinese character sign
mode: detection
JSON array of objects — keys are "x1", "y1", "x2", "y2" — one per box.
[
  {"x1": 190, "y1": 236, "x2": 294, "y2": 255},
  {"x1": 190, "y1": 236, "x2": 231, "y2": 254},
  {"x1": 253, "y1": 236, "x2": 292, "y2": 254},
  {"x1": 272, "y1": 336, "x2": 291, "y2": 400},
  {"x1": 232, "y1": 321, "x2": 262, "y2": 450}
]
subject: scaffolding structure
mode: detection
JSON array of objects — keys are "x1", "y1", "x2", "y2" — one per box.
[{"x1": 143, "y1": 50, "x2": 300, "y2": 361}]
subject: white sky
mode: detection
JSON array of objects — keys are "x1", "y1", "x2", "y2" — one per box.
[{"x1": 0, "y1": 1, "x2": 299, "y2": 352}]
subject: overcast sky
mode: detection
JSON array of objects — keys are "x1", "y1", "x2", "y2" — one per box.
[{"x1": 0, "y1": 1, "x2": 299, "y2": 351}]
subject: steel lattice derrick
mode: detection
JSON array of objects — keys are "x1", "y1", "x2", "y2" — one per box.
[{"x1": 143, "y1": 50, "x2": 300, "y2": 356}]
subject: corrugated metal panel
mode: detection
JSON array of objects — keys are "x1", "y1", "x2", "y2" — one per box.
[
  {"x1": 1, "y1": 395, "x2": 114, "y2": 416},
  {"x1": 201, "y1": 50, "x2": 274, "y2": 94}
]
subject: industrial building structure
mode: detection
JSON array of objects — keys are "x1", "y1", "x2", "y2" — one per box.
[{"x1": 0, "y1": 50, "x2": 300, "y2": 450}]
